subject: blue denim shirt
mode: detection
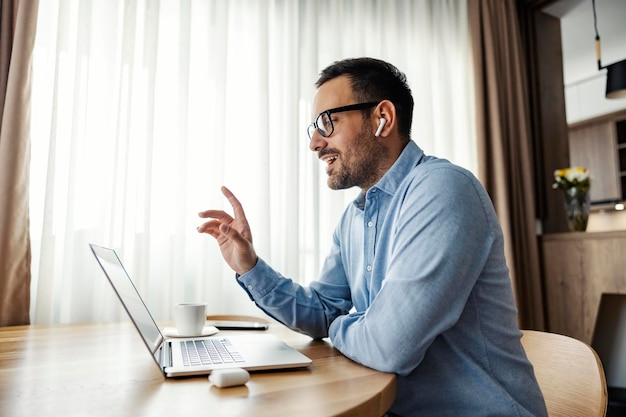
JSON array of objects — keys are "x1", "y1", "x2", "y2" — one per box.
[{"x1": 238, "y1": 141, "x2": 548, "y2": 416}]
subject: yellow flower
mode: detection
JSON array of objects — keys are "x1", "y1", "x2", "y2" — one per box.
[{"x1": 553, "y1": 166, "x2": 590, "y2": 192}]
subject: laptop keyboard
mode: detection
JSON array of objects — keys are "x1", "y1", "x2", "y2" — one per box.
[{"x1": 180, "y1": 338, "x2": 245, "y2": 367}]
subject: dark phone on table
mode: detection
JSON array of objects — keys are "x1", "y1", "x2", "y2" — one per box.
[{"x1": 211, "y1": 321, "x2": 269, "y2": 330}]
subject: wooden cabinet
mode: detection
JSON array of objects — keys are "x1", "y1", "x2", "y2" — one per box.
[
  {"x1": 569, "y1": 122, "x2": 620, "y2": 202},
  {"x1": 541, "y1": 231, "x2": 626, "y2": 343},
  {"x1": 568, "y1": 110, "x2": 626, "y2": 204}
]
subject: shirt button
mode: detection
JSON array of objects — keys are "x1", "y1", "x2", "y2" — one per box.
[
  {"x1": 366, "y1": 265, "x2": 372, "y2": 272},
  {"x1": 368, "y1": 221, "x2": 374, "y2": 227},
  {"x1": 247, "y1": 285, "x2": 253, "y2": 290}
]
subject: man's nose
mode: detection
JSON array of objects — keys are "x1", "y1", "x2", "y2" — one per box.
[{"x1": 309, "y1": 131, "x2": 328, "y2": 152}]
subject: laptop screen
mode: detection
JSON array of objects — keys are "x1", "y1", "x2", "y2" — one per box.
[{"x1": 90, "y1": 244, "x2": 164, "y2": 355}]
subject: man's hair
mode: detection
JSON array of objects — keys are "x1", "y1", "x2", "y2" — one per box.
[{"x1": 315, "y1": 58, "x2": 414, "y2": 141}]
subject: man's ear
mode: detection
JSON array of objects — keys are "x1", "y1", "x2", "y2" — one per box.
[{"x1": 373, "y1": 100, "x2": 395, "y2": 138}]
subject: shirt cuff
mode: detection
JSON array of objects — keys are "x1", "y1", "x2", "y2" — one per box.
[{"x1": 236, "y1": 257, "x2": 279, "y2": 300}]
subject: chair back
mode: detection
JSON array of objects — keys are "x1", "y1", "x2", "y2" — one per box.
[{"x1": 521, "y1": 330, "x2": 607, "y2": 417}]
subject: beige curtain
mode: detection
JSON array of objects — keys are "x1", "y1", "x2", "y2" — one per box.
[
  {"x1": 468, "y1": 0, "x2": 545, "y2": 330},
  {"x1": 0, "y1": 0, "x2": 38, "y2": 326}
]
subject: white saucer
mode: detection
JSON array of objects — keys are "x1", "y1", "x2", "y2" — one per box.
[{"x1": 162, "y1": 325, "x2": 219, "y2": 338}]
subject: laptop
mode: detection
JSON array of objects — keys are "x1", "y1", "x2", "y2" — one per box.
[
  {"x1": 591, "y1": 293, "x2": 626, "y2": 408},
  {"x1": 89, "y1": 244, "x2": 312, "y2": 377}
]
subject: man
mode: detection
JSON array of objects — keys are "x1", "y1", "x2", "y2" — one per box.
[{"x1": 197, "y1": 58, "x2": 548, "y2": 416}]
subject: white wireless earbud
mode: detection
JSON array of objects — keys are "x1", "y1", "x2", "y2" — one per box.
[{"x1": 374, "y1": 118, "x2": 387, "y2": 137}]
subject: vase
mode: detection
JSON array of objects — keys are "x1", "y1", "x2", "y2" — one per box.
[{"x1": 563, "y1": 187, "x2": 590, "y2": 232}]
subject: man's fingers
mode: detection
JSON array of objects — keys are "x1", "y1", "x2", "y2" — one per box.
[
  {"x1": 197, "y1": 187, "x2": 251, "y2": 243},
  {"x1": 198, "y1": 209, "x2": 233, "y2": 223},
  {"x1": 198, "y1": 186, "x2": 246, "y2": 222},
  {"x1": 197, "y1": 219, "x2": 222, "y2": 235},
  {"x1": 221, "y1": 186, "x2": 249, "y2": 222}
]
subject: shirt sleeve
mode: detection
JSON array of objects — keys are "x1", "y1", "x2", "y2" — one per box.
[
  {"x1": 328, "y1": 166, "x2": 501, "y2": 376},
  {"x1": 236, "y1": 238, "x2": 354, "y2": 339}
]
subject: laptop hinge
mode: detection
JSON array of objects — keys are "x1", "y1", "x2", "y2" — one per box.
[{"x1": 159, "y1": 341, "x2": 173, "y2": 371}]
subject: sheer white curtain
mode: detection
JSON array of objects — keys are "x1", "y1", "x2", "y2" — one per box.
[{"x1": 29, "y1": 0, "x2": 475, "y2": 324}]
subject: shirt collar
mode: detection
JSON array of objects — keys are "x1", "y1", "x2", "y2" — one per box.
[{"x1": 353, "y1": 140, "x2": 425, "y2": 209}]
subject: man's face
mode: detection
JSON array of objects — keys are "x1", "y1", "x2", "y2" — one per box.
[{"x1": 309, "y1": 76, "x2": 388, "y2": 190}]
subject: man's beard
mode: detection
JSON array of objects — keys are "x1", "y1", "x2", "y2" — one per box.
[{"x1": 327, "y1": 124, "x2": 389, "y2": 190}]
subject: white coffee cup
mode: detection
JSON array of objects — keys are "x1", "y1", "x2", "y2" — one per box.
[{"x1": 173, "y1": 302, "x2": 207, "y2": 336}]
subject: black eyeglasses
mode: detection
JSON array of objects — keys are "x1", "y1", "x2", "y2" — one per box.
[{"x1": 307, "y1": 102, "x2": 378, "y2": 140}]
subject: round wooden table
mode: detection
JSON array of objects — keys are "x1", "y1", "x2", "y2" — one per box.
[{"x1": 0, "y1": 321, "x2": 396, "y2": 417}]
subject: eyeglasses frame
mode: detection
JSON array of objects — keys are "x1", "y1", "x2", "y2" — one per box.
[{"x1": 307, "y1": 101, "x2": 379, "y2": 140}]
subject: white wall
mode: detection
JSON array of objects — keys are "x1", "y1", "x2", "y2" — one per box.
[{"x1": 546, "y1": 0, "x2": 626, "y2": 124}]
